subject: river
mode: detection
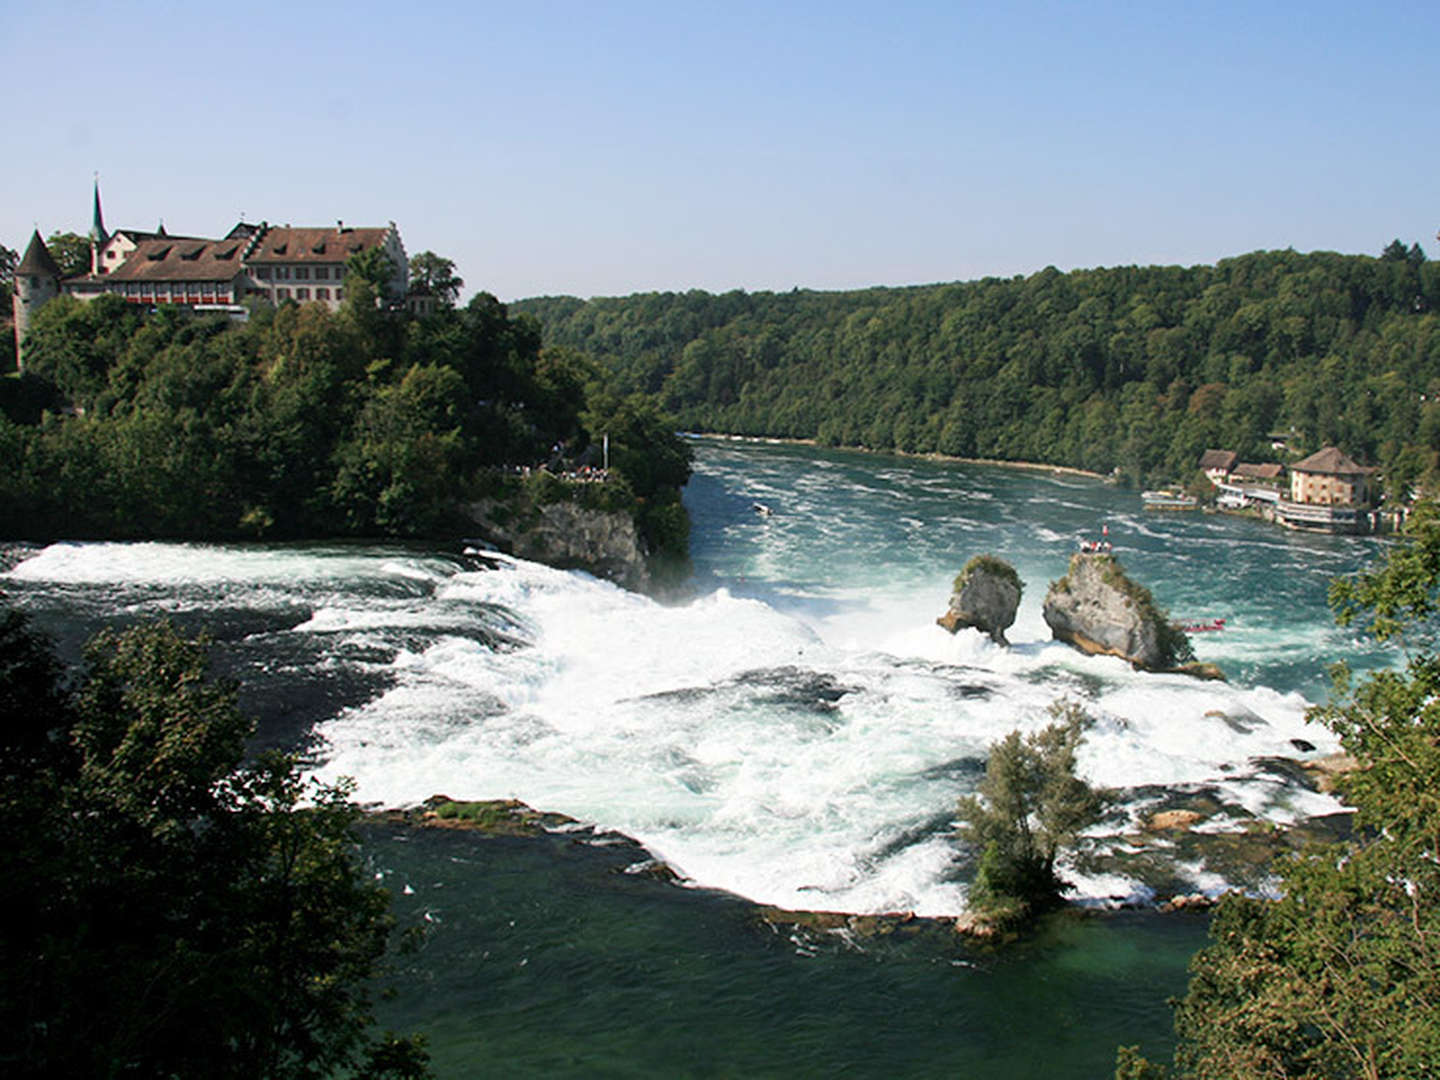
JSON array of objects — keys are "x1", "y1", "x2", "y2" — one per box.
[{"x1": 0, "y1": 437, "x2": 1392, "y2": 1077}]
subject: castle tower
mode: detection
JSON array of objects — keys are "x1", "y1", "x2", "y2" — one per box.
[{"x1": 12, "y1": 230, "x2": 62, "y2": 371}]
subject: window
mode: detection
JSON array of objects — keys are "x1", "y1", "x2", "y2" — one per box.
[
  {"x1": 277, "y1": 266, "x2": 290, "y2": 280},
  {"x1": 277, "y1": 287, "x2": 291, "y2": 299},
  {"x1": 296, "y1": 287, "x2": 310, "y2": 300},
  {"x1": 257, "y1": 267, "x2": 272, "y2": 279},
  {"x1": 315, "y1": 267, "x2": 329, "y2": 280},
  {"x1": 294, "y1": 267, "x2": 309, "y2": 280},
  {"x1": 335, "y1": 288, "x2": 344, "y2": 301},
  {"x1": 316, "y1": 287, "x2": 330, "y2": 301}
]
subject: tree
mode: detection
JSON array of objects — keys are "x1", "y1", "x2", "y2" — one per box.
[
  {"x1": 0, "y1": 613, "x2": 432, "y2": 1079},
  {"x1": 580, "y1": 388, "x2": 695, "y2": 562},
  {"x1": 1118, "y1": 501, "x2": 1440, "y2": 1077},
  {"x1": 45, "y1": 230, "x2": 91, "y2": 277},
  {"x1": 408, "y1": 251, "x2": 464, "y2": 308},
  {"x1": 331, "y1": 362, "x2": 470, "y2": 534},
  {"x1": 957, "y1": 700, "x2": 1105, "y2": 924},
  {"x1": 346, "y1": 247, "x2": 397, "y2": 304},
  {"x1": 21, "y1": 292, "x2": 144, "y2": 408},
  {"x1": 1380, "y1": 238, "x2": 1410, "y2": 262},
  {"x1": 0, "y1": 240, "x2": 17, "y2": 296}
]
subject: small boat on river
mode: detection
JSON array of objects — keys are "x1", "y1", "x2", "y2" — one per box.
[
  {"x1": 1142, "y1": 490, "x2": 1199, "y2": 511},
  {"x1": 1176, "y1": 617, "x2": 1227, "y2": 632}
]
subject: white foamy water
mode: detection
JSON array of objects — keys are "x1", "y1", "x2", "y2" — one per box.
[
  {"x1": 2, "y1": 440, "x2": 1392, "y2": 917},
  {"x1": 298, "y1": 550, "x2": 1342, "y2": 915}
]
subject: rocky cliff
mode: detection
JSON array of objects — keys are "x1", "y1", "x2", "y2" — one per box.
[
  {"x1": 1042, "y1": 553, "x2": 1193, "y2": 671},
  {"x1": 937, "y1": 554, "x2": 1022, "y2": 644},
  {"x1": 465, "y1": 496, "x2": 651, "y2": 592}
]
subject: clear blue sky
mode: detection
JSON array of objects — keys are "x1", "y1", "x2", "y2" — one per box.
[{"x1": 4, "y1": 1, "x2": 1435, "y2": 302}]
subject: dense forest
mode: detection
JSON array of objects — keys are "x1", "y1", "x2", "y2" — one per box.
[
  {"x1": 516, "y1": 242, "x2": 1439, "y2": 496},
  {"x1": 0, "y1": 266, "x2": 691, "y2": 563}
]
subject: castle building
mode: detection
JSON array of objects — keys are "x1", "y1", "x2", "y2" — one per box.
[{"x1": 11, "y1": 182, "x2": 413, "y2": 367}]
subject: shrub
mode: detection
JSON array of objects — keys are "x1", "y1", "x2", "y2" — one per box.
[
  {"x1": 958, "y1": 700, "x2": 1106, "y2": 925},
  {"x1": 953, "y1": 553, "x2": 1023, "y2": 597}
]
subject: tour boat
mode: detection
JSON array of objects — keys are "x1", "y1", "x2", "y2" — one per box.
[{"x1": 1142, "y1": 490, "x2": 1199, "y2": 511}]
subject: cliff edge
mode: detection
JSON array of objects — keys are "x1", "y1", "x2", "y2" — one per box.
[{"x1": 465, "y1": 494, "x2": 651, "y2": 592}]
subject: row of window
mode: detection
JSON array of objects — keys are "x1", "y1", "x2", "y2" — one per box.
[
  {"x1": 92, "y1": 282, "x2": 346, "y2": 305},
  {"x1": 273, "y1": 287, "x2": 341, "y2": 302},
  {"x1": 116, "y1": 282, "x2": 230, "y2": 299},
  {"x1": 255, "y1": 265, "x2": 344, "y2": 281}
]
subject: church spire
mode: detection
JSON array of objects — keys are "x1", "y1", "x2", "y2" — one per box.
[
  {"x1": 90, "y1": 174, "x2": 109, "y2": 245},
  {"x1": 89, "y1": 174, "x2": 109, "y2": 276}
]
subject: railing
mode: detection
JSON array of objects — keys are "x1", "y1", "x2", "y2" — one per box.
[{"x1": 1275, "y1": 500, "x2": 1363, "y2": 531}]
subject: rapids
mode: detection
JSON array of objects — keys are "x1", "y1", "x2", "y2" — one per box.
[{"x1": 0, "y1": 438, "x2": 1390, "y2": 916}]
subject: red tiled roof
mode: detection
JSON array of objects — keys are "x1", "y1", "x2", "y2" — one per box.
[
  {"x1": 102, "y1": 236, "x2": 250, "y2": 283},
  {"x1": 245, "y1": 225, "x2": 390, "y2": 263},
  {"x1": 1292, "y1": 447, "x2": 1367, "y2": 476},
  {"x1": 1232, "y1": 462, "x2": 1285, "y2": 481}
]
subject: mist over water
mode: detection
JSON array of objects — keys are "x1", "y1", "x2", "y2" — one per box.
[{"x1": 1, "y1": 439, "x2": 1392, "y2": 917}]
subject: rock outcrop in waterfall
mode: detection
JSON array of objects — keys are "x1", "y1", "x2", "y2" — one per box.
[
  {"x1": 937, "y1": 554, "x2": 1022, "y2": 645},
  {"x1": 1042, "y1": 553, "x2": 1198, "y2": 672},
  {"x1": 465, "y1": 496, "x2": 651, "y2": 592}
]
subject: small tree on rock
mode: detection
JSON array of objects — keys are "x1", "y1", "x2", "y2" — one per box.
[{"x1": 958, "y1": 700, "x2": 1105, "y2": 925}]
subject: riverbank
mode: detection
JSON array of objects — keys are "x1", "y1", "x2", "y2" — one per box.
[{"x1": 688, "y1": 432, "x2": 1109, "y2": 481}]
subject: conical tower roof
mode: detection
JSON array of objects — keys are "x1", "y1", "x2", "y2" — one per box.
[
  {"x1": 90, "y1": 177, "x2": 109, "y2": 245},
  {"x1": 16, "y1": 229, "x2": 62, "y2": 278}
]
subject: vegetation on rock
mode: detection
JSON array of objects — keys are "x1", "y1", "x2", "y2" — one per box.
[
  {"x1": 941, "y1": 553, "x2": 1024, "y2": 644},
  {"x1": 957, "y1": 700, "x2": 1106, "y2": 927},
  {"x1": 1048, "y1": 553, "x2": 1195, "y2": 670},
  {"x1": 1118, "y1": 499, "x2": 1440, "y2": 1077},
  {"x1": 0, "y1": 609, "x2": 430, "y2": 1079},
  {"x1": 954, "y1": 553, "x2": 1023, "y2": 598}
]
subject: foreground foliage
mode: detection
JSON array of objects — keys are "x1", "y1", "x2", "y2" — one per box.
[
  {"x1": 1118, "y1": 501, "x2": 1440, "y2": 1077},
  {"x1": 0, "y1": 612, "x2": 430, "y2": 1079},
  {"x1": 958, "y1": 701, "x2": 1105, "y2": 924}
]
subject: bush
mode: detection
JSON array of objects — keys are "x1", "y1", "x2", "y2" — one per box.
[{"x1": 958, "y1": 700, "x2": 1106, "y2": 925}]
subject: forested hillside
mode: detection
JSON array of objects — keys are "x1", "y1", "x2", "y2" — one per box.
[{"x1": 516, "y1": 243, "x2": 1439, "y2": 494}]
